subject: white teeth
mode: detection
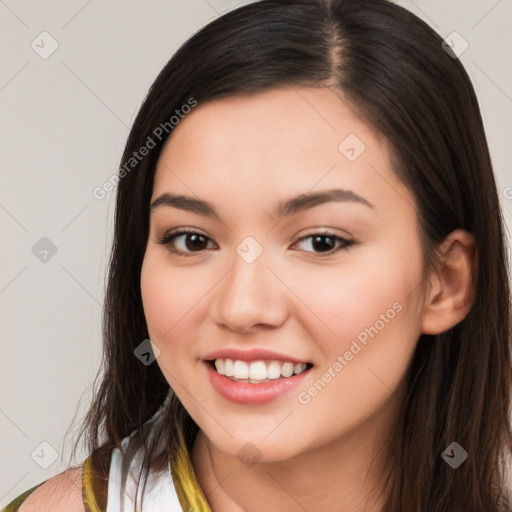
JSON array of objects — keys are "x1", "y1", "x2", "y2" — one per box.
[
  {"x1": 281, "y1": 362, "x2": 294, "y2": 378},
  {"x1": 223, "y1": 358, "x2": 234, "y2": 377},
  {"x1": 248, "y1": 361, "x2": 267, "y2": 380},
  {"x1": 267, "y1": 361, "x2": 282, "y2": 379},
  {"x1": 212, "y1": 358, "x2": 309, "y2": 382},
  {"x1": 233, "y1": 360, "x2": 249, "y2": 379}
]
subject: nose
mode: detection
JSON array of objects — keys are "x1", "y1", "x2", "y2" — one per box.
[{"x1": 211, "y1": 248, "x2": 289, "y2": 333}]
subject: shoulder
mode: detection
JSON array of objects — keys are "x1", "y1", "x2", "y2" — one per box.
[
  {"x1": 3, "y1": 443, "x2": 115, "y2": 512},
  {"x1": 16, "y1": 467, "x2": 84, "y2": 512},
  {"x1": 2, "y1": 406, "x2": 172, "y2": 512}
]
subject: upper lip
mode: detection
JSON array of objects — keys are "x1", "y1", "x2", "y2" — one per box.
[{"x1": 202, "y1": 347, "x2": 312, "y2": 365}]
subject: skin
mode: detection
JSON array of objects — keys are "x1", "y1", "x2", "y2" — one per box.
[{"x1": 139, "y1": 86, "x2": 475, "y2": 512}]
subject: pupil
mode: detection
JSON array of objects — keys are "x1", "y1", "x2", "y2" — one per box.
[
  {"x1": 186, "y1": 234, "x2": 207, "y2": 251},
  {"x1": 313, "y1": 235, "x2": 335, "y2": 252}
]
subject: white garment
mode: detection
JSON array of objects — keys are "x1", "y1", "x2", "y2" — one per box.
[
  {"x1": 105, "y1": 401, "x2": 184, "y2": 511},
  {"x1": 105, "y1": 436, "x2": 183, "y2": 512}
]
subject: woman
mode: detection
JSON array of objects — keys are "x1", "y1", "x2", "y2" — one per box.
[{"x1": 5, "y1": 0, "x2": 511, "y2": 510}]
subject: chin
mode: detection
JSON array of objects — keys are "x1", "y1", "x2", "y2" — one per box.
[{"x1": 202, "y1": 429, "x2": 308, "y2": 465}]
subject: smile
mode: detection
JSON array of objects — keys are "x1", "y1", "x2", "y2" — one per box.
[
  {"x1": 204, "y1": 359, "x2": 314, "y2": 405},
  {"x1": 210, "y1": 358, "x2": 312, "y2": 383}
]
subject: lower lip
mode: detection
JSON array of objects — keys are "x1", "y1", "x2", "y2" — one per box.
[{"x1": 204, "y1": 362, "x2": 312, "y2": 404}]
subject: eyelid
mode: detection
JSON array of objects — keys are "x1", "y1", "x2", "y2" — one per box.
[
  {"x1": 294, "y1": 226, "x2": 354, "y2": 239},
  {"x1": 159, "y1": 226, "x2": 208, "y2": 238}
]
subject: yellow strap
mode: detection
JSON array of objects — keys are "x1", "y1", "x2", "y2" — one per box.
[
  {"x1": 82, "y1": 433, "x2": 210, "y2": 512},
  {"x1": 82, "y1": 453, "x2": 104, "y2": 512},
  {"x1": 170, "y1": 431, "x2": 213, "y2": 512}
]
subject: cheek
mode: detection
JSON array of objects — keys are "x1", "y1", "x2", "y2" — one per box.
[
  {"x1": 286, "y1": 234, "x2": 425, "y2": 383},
  {"x1": 140, "y1": 250, "x2": 208, "y2": 350},
  {"x1": 291, "y1": 249, "x2": 423, "y2": 436}
]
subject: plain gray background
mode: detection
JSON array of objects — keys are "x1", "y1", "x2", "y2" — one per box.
[{"x1": 1, "y1": 0, "x2": 511, "y2": 506}]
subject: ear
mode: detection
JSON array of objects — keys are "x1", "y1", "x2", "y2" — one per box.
[{"x1": 421, "y1": 229, "x2": 477, "y2": 335}]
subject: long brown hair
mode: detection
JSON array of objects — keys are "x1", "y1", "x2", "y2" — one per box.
[{"x1": 69, "y1": 0, "x2": 512, "y2": 510}]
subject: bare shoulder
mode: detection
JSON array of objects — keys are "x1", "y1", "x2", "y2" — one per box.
[{"x1": 19, "y1": 466, "x2": 84, "y2": 512}]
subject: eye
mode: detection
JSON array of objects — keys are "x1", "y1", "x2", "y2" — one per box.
[
  {"x1": 157, "y1": 229, "x2": 354, "y2": 257},
  {"x1": 293, "y1": 232, "x2": 354, "y2": 256},
  {"x1": 157, "y1": 229, "x2": 217, "y2": 256}
]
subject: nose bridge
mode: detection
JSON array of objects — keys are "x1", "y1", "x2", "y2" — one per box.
[{"x1": 213, "y1": 240, "x2": 286, "y2": 331}]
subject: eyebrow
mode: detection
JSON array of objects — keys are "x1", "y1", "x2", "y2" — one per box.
[{"x1": 150, "y1": 188, "x2": 373, "y2": 219}]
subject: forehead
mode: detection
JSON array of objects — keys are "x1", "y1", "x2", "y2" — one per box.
[
  {"x1": 157, "y1": 87, "x2": 374, "y2": 171},
  {"x1": 151, "y1": 87, "x2": 413, "y2": 218}
]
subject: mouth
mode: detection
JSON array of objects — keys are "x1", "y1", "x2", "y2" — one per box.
[{"x1": 206, "y1": 358, "x2": 314, "y2": 384}]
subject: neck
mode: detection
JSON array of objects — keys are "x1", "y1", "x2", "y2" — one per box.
[{"x1": 190, "y1": 396, "x2": 399, "y2": 512}]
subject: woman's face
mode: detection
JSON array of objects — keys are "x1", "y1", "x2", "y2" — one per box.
[{"x1": 140, "y1": 86, "x2": 427, "y2": 462}]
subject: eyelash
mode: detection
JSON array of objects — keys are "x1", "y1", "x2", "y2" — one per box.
[{"x1": 156, "y1": 229, "x2": 355, "y2": 258}]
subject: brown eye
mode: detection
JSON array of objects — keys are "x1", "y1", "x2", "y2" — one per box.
[
  {"x1": 294, "y1": 233, "x2": 354, "y2": 256},
  {"x1": 157, "y1": 230, "x2": 217, "y2": 256}
]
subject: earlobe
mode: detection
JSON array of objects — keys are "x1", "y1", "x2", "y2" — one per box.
[{"x1": 421, "y1": 229, "x2": 477, "y2": 335}]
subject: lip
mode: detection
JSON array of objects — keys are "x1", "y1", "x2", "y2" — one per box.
[
  {"x1": 204, "y1": 361, "x2": 312, "y2": 404},
  {"x1": 202, "y1": 347, "x2": 311, "y2": 364}
]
